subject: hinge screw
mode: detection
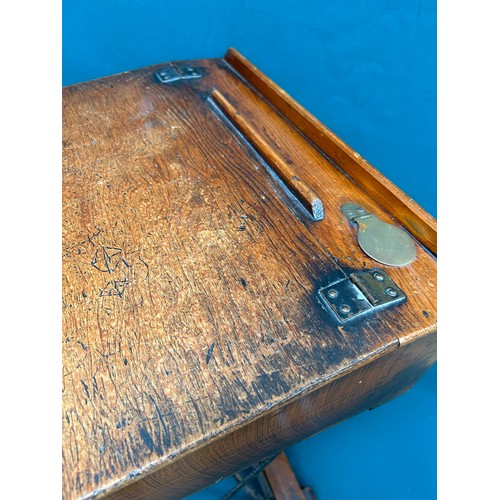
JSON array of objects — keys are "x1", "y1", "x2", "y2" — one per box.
[
  {"x1": 385, "y1": 287, "x2": 398, "y2": 297},
  {"x1": 373, "y1": 272, "x2": 385, "y2": 281},
  {"x1": 340, "y1": 305, "x2": 351, "y2": 313},
  {"x1": 327, "y1": 289, "x2": 338, "y2": 299}
]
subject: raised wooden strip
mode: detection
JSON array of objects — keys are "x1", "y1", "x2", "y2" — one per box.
[
  {"x1": 224, "y1": 48, "x2": 437, "y2": 254},
  {"x1": 210, "y1": 90, "x2": 324, "y2": 221}
]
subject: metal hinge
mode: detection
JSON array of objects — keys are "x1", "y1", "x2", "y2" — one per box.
[
  {"x1": 318, "y1": 268, "x2": 406, "y2": 322},
  {"x1": 154, "y1": 65, "x2": 203, "y2": 85}
]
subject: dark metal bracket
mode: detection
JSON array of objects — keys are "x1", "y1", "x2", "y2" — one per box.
[
  {"x1": 318, "y1": 268, "x2": 406, "y2": 322},
  {"x1": 154, "y1": 65, "x2": 203, "y2": 85}
]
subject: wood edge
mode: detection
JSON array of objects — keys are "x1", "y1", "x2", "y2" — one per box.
[
  {"x1": 101, "y1": 330, "x2": 436, "y2": 499},
  {"x1": 223, "y1": 48, "x2": 437, "y2": 255},
  {"x1": 399, "y1": 321, "x2": 437, "y2": 346},
  {"x1": 91, "y1": 339, "x2": 400, "y2": 498}
]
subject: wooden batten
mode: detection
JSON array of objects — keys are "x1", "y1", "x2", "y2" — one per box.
[
  {"x1": 224, "y1": 48, "x2": 437, "y2": 255},
  {"x1": 210, "y1": 90, "x2": 325, "y2": 221}
]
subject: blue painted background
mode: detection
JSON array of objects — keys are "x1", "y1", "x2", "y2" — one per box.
[{"x1": 63, "y1": 0, "x2": 436, "y2": 498}]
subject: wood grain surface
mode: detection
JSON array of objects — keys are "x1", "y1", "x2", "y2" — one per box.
[{"x1": 62, "y1": 52, "x2": 437, "y2": 499}]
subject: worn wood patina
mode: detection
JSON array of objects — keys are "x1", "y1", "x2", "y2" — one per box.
[{"x1": 62, "y1": 49, "x2": 437, "y2": 499}]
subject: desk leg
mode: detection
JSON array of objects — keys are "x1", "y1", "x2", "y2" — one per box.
[
  {"x1": 264, "y1": 453, "x2": 315, "y2": 500},
  {"x1": 223, "y1": 453, "x2": 315, "y2": 500}
]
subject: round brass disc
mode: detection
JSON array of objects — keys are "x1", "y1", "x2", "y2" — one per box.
[{"x1": 356, "y1": 218, "x2": 416, "y2": 267}]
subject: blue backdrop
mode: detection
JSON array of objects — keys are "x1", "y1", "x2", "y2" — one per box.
[{"x1": 63, "y1": 1, "x2": 436, "y2": 498}]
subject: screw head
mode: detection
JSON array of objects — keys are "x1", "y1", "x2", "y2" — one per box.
[
  {"x1": 340, "y1": 304, "x2": 351, "y2": 314},
  {"x1": 327, "y1": 289, "x2": 338, "y2": 299},
  {"x1": 385, "y1": 287, "x2": 398, "y2": 297},
  {"x1": 373, "y1": 272, "x2": 384, "y2": 281}
]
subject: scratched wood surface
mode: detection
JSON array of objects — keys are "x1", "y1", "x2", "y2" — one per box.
[{"x1": 62, "y1": 52, "x2": 437, "y2": 499}]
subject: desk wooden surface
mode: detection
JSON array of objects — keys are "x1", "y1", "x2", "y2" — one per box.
[{"x1": 62, "y1": 49, "x2": 436, "y2": 499}]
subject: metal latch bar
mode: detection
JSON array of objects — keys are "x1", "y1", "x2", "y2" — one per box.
[{"x1": 318, "y1": 268, "x2": 406, "y2": 322}]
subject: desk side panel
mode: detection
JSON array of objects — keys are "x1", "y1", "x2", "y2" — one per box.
[{"x1": 102, "y1": 331, "x2": 436, "y2": 499}]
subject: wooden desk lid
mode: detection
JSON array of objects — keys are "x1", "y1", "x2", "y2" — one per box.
[{"x1": 62, "y1": 49, "x2": 436, "y2": 499}]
